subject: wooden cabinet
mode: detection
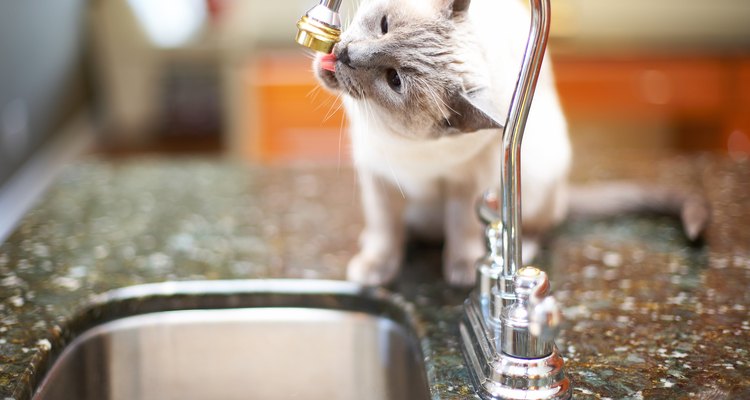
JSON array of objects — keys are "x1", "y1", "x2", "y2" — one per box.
[
  {"x1": 553, "y1": 54, "x2": 750, "y2": 153},
  {"x1": 553, "y1": 57, "x2": 727, "y2": 118},
  {"x1": 724, "y1": 59, "x2": 750, "y2": 155}
]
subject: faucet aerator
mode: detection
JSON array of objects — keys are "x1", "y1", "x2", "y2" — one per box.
[{"x1": 295, "y1": 1, "x2": 343, "y2": 54}]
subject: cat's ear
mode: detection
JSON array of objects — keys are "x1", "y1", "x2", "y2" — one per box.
[
  {"x1": 444, "y1": 90, "x2": 505, "y2": 133},
  {"x1": 439, "y1": 0, "x2": 471, "y2": 18}
]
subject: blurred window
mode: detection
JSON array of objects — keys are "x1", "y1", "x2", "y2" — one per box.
[{"x1": 127, "y1": 0, "x2": 207, "y2": 48}]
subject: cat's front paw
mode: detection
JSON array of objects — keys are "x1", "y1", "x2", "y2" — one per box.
[
  {"x1": 347, "y1": 250, "x2": 401, "y2": 286},
  {"x1": 443, "y1": 238, "x2": 484, "y2": 287}
]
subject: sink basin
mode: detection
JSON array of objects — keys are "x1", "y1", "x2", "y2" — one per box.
[{"x1": 32, "y1": 280, "x2": 430, "y2": 400}]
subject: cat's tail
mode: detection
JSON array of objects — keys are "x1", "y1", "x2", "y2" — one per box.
[{"x1": 567, "y1": 182, "x2": 710, "y2": 241}]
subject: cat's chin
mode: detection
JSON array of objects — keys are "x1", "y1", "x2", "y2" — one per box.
[{"x1": 314, "y1": 60, "x2": 341, "y2": 92}]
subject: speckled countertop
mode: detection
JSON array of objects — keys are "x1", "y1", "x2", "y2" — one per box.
[{"x1": 1, "y1": 154, "x2": 749, "y2": 399}]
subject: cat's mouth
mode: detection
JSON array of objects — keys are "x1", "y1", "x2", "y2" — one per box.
[
  {"x1": 315, "y1": 55, "x2": 364, "y2": 99},
  {"x1": 316, "y1": 60, "x2": 341, "y2": 91}
]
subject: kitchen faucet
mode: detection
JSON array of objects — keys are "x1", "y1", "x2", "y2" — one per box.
[
  {"x1": 462, "y1": 0, "x2": 571, "y2": 398},
  {"x1": 295, "y1": 0, "x2": 572, "y2": 398}
]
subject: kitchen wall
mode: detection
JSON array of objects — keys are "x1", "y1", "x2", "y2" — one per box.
[{"x1": 0, "y1": 0, "x2": 89, "y2": 186}]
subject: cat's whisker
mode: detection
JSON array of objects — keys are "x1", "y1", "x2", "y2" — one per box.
[
  {"x1": 312, "y1": 97, "x2": 331, "y2": 113},
  {"x1": 323, "y1": 92, "x2": 345, "y2": 122},
  {"x1": 412, "y1": 76, "x2": 448, "y2": 122},
  {"x1": 306, "y1": 85, "x2": 322, "y2": 100},
  {"x1": 383, "y1": 152, "x2": 406, "y2": 199},
  {"x1": 302, "y1": 51, "x2": 317, "y2": 61},
  {"x1": 313, "y1": 90, "x2": 340, "y2": 113},
  {"x1": 420, "y1": 79, "x2": 451, "y2": 121}
]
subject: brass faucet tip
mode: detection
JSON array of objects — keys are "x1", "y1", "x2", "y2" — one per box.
[{"x1": 295, "y1": 16, "x2": 341, "y2": 54}]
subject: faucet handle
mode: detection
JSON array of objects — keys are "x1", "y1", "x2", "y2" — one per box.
[
  {"x1": 529, "y1": 289, "x2": 562, "y2": 343},
  {"x1": 501, "y1": 266, "x2": 562, "y2": 359}
]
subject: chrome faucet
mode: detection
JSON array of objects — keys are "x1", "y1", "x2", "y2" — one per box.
[
  {"x1": 464, "y1": 0, "x2": 571, "y2": 397},
  {"x1": 295, "y1": 0, "x2": 571, "y2": 398}
]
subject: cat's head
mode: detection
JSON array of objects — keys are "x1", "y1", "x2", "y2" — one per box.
[{"x1": 314, "y1": 0, "x2": 502, "y2": 138}]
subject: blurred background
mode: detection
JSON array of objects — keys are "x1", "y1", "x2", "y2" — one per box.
[{"x1": 0, "y1": 0, "x2": 749, "y2": 237}]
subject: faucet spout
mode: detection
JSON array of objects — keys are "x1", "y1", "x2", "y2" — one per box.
[
  {"x1": 295, "y1": 0, "x2": 343, "y2": 54},
  {"x1": 498, "y1": 0, "x2": 552, "y2": 305},
  {"x1": 485, "y1": 0, "x2": 556, "y2": 351}
]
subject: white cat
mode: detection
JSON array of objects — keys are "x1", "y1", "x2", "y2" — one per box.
[{"x1": 313, "y1": 0, "x2": 705, "y2": 286}]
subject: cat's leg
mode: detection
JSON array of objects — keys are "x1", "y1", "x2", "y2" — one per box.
[
  {"x1": 347, "y1": 170, "x2": 406, "y2": 286},
  {"x1": 443, "y1": 180, "x2": 485, "y2": 287}
]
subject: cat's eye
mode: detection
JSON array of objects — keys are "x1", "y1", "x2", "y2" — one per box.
[
  {"x1": 380, "y1": 15, "x2": 388, "y2": 34},
  {"x1": 386, "y1": 68, "x2": 401, "y2": 92}
]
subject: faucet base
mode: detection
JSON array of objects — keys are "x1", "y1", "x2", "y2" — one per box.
[{"x1": 460, "y1": 294, "x2": 572, "y2": 400}]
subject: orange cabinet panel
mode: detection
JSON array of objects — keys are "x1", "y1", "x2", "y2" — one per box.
[
  {"x1": 722, "y1": 59, "x2": 750, "y2": 154},
  {"x1": 244, "y1": 53, "x2": 348, "y2": 164},
  {"x1": 552, "y1": 56, "x2": 727, "y2": 120}
]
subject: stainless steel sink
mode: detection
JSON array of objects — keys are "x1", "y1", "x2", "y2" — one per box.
[{"x1": 33, "y1": 280, "x2": 430, "y2": 400}]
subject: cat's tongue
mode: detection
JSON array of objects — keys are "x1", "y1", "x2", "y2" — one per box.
[{"x1": 320, "y1": 53, "x2": 336, "y2": 72}]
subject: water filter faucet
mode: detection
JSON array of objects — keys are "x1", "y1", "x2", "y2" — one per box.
[{"x1": 460, "y1": 0, "x2": 572, "y2": 398}]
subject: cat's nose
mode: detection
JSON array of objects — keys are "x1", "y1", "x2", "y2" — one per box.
[{"x1": 337, "y1": 46, "x2": 353, "y2": 68}]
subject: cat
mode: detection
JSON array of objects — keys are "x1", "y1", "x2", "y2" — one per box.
[{"x1": 313, "y1": 0, "x2": 707, "y2": 287}]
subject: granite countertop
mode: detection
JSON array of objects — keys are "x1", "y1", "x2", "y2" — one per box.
[{"x1": 0, "y1": 154, "x2": 749, "y2": 399}]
